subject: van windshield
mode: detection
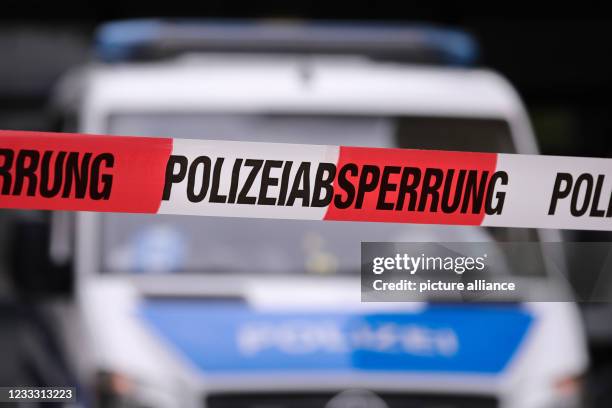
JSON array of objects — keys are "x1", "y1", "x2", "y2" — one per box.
[{"x1": 101, "y1": 113, "x2": 541, "y2": 276}]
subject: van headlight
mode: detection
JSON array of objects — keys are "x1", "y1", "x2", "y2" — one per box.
[
  {"x1": 96, "y1": 371, "x2": 182, "y2": 408},
  {"x1": 553, "y1": 373, "x2": 585, "y2": 408}
]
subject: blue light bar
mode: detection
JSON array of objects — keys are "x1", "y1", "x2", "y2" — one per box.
[{"x1": 95, "y1": 19, "x2": 479, "y2": 66}]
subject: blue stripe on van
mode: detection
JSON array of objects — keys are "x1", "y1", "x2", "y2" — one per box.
[{"x1": 140, "y1": 301, "x2": 532, "y2": 375}]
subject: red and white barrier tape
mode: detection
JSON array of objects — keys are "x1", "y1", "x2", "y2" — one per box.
[{"x1": 1, "y1": 130, "x2": 611, "y2": 231}]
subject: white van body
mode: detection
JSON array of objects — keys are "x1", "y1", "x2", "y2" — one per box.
[{"x1": 54, "y1": 54, "x2": 588, "y2": 408}]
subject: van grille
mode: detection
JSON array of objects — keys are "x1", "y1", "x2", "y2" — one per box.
[{"x1": 206, "y1": 392, "x2": 498, "y2": 408}]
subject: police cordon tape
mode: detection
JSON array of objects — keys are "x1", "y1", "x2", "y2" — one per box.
[{"x1": 0, "y1": 130, "x2": 611, "y2": 231}]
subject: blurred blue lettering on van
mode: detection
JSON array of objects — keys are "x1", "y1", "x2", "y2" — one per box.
[{"x1": 141, "y1": 301, "x2": 532, "y2": 375}]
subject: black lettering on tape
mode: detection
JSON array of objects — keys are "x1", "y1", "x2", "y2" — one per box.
[
  {"x1": 40, "y1": 151, "x2": 66, "y2": 198},
  {"x1": 312, "y1": 162, "x2": 336, "y2": 207},
  {"x1": 1, "y1": 149, "x2": 114, "y2": 200},
  {"x1": 62, "y1": 152, "x2": 92, "y2": 199},
  {"x1": 13, "y1": 150, "x2": 39, "y2": 196},
  {"x1": 277, "y1": 160, "x2": 293, "y2": 206},
  {"x1": 590, "y1": 175, "x2": 607, "y2": 217},
  {"x1": 396, "y1": 167, "x2": 421, "y2": 211},
  {"x1": 286, "y1": 162, "x2": 311, "y2": 207},
  {"x1": 258, "y1": 160, "x2": 283, "y2": 205},
  {"x1": 227, "y1": 158, "x2": 243, "y2": 204},
  {"x1": 485, "y1": 171, "x2": 508, "y2": 215},
  {"x1": 187, "y1": 156, "x2": 212, "y2": 203},
  {"x1": 571, "y1": 174, "x2": 593, "y2": 217},
  {"x1": 209, "y1": 158, "x2": 227, "y2": 204},
  {"x1": 548, "y1": 173, "x2": 573, "y2": 215},
  {"x1": 355, "y1": 165, "x2": 380, "y2": 209},
  {"x1": 441, "y1": 169, "x2": 465, "y2": 213},
  {"x1": 0, "y1": 148, "x2": 14, "y2": 195},
  {"x1": 237, "y1": 159, "x2": 262, "y2": 205},
  {"x1": 418, "y1": 168, "x2": 444, "y2": 212},
  {"x1": 162, "y1": 155, "x2": 188, "y2": 200},
  {"x1": 334, "y1": 163, "x2": 358, "y2": 209},
  {"x1": 376, "y1": 166, "x2": 401, "y2": 211},
  {"x1": 461, "y1": 170, "x2": 490, "y2": 214},
  {"x1": 90, "y1": 153, "x2": 114, "y2": 200}
]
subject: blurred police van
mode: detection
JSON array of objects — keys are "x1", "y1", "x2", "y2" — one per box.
[{"x1": 49, "y1": 20, "x2": 588, "y2": 408}]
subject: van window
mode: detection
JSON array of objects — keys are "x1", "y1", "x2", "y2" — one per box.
[{"x1": 101, "y1": 113, "x2": 540, "y2": 276}]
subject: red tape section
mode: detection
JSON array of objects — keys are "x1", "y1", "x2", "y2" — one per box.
[
  {"x1": 324, "y1": 146, "x2": 498, "y2": 225},
  {"x1": 0, "y1": 130, "x2": 172, "y2": 213}
]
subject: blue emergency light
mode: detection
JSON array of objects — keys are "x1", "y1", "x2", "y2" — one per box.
[{"x1": 95, "y1": 19, "x2": 479, "y2": 66}]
